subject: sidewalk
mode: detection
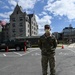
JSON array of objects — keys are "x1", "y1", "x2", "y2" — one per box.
[
  {"x1": 68, "y1": 43, "x2": 75, "y2": 48},
  {"x1": 57, "y1": 43, "x2": 75, "y2": 48},
  {"x1": 57, "y1": 44, "x2": 68, "y2": 48}
]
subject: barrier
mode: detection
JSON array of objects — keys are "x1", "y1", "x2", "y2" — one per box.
[
  {"x1": 24, "y1": 46, "x2": 26, "y2": 52},
  {"x1": 62, "y1": 45, "x2": 64, "y2": 49},
  {"x1": 6, "y1": 46, "x2": 9, "y2": 52}
]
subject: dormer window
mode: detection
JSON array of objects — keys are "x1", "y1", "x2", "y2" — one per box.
[
  {"x1": 17, "y1": 11, "x2": 18, "y2": 14},
  {"x1": 19, "y1": 17, "x2": 23, "y2": 21}
]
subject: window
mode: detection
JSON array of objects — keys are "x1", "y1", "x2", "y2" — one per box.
[
  {"x1": 17, "y1": 11, "x2": 18, "y2": 14},
  {"x1": 34, "y1": 27, "x2": 36, "y2": 30},
  {"x1": 26, "y1": 16, "x2": 29, "y2": 21},
  {"x1": 12, "y1": 18, "x2": 15, "y2": 22},
  {"x1": 34, "y1": 32, "x2": 36, "y2": 34},
  {"x1": 19, "y1": 17, "x2": 23, "y2": 21},
  {"x1": 12, "y1": 23, "x2": 15, "y2": 27},
  {"x1": 28, "y1": 29, "x2": 29, "y2": 33},
  {"x1": 12, "y1": 29, "x2": 16, "y2": 32},
  {"x1": 20, "y1": 34, "x2": 23, "y2": 36},
  {"x1": 19, "y1": 22, "x2": 23, "y2": 26},
  {"x1": 32, "y1": 31, "x2": 33, "y2": 34},
  {"x1": 32, "y1": 21, "x2": 33, "y2": 24},
  {"x1": 12, "y1": 34, "x2": 16, "y2": 37},
  {"x1": 37, "y1": 25, "x2": 38, "y2": 29},
  {"x1": 34, "y1": 17, "x2": 35, "y2": 21},
  {"x1": 34, "y1": 23, "x2": 35, "y2": 26},
  {"x1": 19, "y1": 28, "x2": 23, "y2": 32},
  {"x1": 28, "y1": 24, "x2": 29, "y2": 27},
  {"x1": 7, "y1": 35, "x2": 9, "y2": 38},
  {"x1": 32, "y1": 26, "x2": 33, "y2": 29}
]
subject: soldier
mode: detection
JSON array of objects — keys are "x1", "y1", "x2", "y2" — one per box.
[{"x1": 38, "y1": 24, "x2": 57, "y2": 75}]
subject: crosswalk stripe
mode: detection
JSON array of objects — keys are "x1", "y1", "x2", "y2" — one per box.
[{"x1": 3, "y1": 54, "x2": 6, "y2": 56}]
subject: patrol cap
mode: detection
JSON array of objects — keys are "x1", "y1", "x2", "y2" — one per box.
[{"x1": 44, "y1": 24, "x2": 51, "y2": 29}]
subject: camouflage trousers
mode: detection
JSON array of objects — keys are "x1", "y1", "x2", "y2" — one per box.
[{"x1": 41, "y1": 54, "x2": 55, "y2": 75}]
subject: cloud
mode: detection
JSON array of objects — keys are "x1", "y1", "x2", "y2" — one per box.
[
  {"x1": 40, "y1": 0, "x2": 45, "y2": 3},
  {"x1": 35, "y1": 14, "x2": 52, "y2": 35},
  {"x1": 2, "y1": 6, "x2": 9, "y2": 9},
  {"x1": 0, "y1": 11, "x2": 12, "y2": 22},
  {"x1": 0, "y1": 11, "x2": 12, "y2": 18},
  {"x1": 44, "y1": 0, "x2": 75, "y2": 20},
  {"x1": 7, "y1": 0, "x2": 40, "y2": 10},
  {"x1": 39, "y1": 12, "x2": 48, "y2": 16},
  {"x1": 0, "y1": 0, "x2": 54, "y2": 34},
  {"x1": 8, "y1": 0, "x2": 17, "y2": 6},
  {"x1": 18, "y1": 0, "x2": 37, "y2": 9},
  {"x1": 0, "y1": 1, "x2": 3, "y2": 3}
]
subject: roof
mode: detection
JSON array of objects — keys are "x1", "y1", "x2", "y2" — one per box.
[
  {"x1": 28, "y1": 14, "x2": 34, "y2": 18},
  {"x1": 63, "y1": 27, "x2": 73, "y2": 30}
]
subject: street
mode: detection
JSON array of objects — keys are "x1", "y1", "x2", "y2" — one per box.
[{"x1": 0, "y1": 47, "x2": 75, "y2": 75}]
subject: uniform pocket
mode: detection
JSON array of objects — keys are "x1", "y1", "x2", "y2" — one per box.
[{"x1": 41, "y1": 48, "x2": 47, "y2": 53}]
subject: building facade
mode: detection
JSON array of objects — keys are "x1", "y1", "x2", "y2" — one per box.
[
  {"x1": 9, "y1": 4, "x2": 38, "y2": 40},
  {"x1": 0, "y1": 23, "x2": 10, "y2": 42},
  {"x1": 28, "y1": 14, "x2": 38, "y2": 36},
  {"x1": 52, "y1": 32, "x2": 59, "y2": 40},
  {"x1": 4, "y1": 23, "x2": 10, "y2": 41},
  {"x1": 63, "y1": 25, "x2": 75, "y2": 43}
]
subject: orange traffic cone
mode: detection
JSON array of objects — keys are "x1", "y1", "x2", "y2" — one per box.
[
  {"x1": 6, "y1": 46, "x2": 9, "y2": 52},
  {"x1": 62, "y1": 45, "x2": 64, "y2": 49},
  {"x1": 24, "y1": 46, "x2": 26, "y2": 52}
]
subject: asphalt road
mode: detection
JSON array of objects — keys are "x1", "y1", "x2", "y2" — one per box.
[{"x1": 0, "y1": 47, "x2": 75, "y2": 75}]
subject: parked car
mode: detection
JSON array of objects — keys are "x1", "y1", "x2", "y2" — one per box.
[{"x1": 0, "y1": 39, "x2": 31, "y2": 51}]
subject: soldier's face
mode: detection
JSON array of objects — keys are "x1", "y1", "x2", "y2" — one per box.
[{"x1": 45, "y1": 29, "x2": 50, "y2": 33}]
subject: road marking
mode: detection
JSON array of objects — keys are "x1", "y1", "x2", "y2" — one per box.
[
  {"x1": 0, "y1": 64, "x2": 12, "y2": 71},
  {"x1": 35, "y1": 53, "x2": 40, "y2": 55},
  {"x1": 22, "y1": 49, "x2": 39, "y2": 56},
  {"x1": 0, "y1": 48, "x2": 40, "y2": 57},
  {"x1": 31, "y1": 53, "x2": 40, "y2": 56},
  {"x1": 67, "y1": 48, "x2": 75, "y2": 54},
  {"x1": 13, "y1": 49, "x2": 39, "y2": 56},
  {"x1": 3, "y1": 54, "x2": 6, "y2": 56},
  {"x1": 59, "y1": 52, "x2": 69, "y2": 55},
  {"x1": 59, "y1": 48, "x2": 75, "y2": 56},
  {"x1": 59, "y1": 52, "x2": 63, "y2": 55},
  {"x1": 14, "y1": 52, "x2": 23, "y2": 56}
]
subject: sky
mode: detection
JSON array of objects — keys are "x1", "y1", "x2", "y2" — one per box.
[{"x1": 0, "y1": 0, "x2": 75, "y2": 35}]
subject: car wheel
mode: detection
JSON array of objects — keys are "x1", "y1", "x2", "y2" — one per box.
[{"x1": 15, "y1": 46, "x2": 20, "y2": 51}]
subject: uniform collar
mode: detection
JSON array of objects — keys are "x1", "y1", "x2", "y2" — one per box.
[{"x1": 44, "y1": 33, "x2": 52, "y2": 37}]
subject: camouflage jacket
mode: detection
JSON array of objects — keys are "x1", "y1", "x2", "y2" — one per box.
[{"x1": 38, "y1": 34, "x2": 57, "y2": 55}]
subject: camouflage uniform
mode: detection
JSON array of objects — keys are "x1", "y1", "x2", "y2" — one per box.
[{"x1": 38, "y1": 33, "x2": 57, "y2": 75}]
